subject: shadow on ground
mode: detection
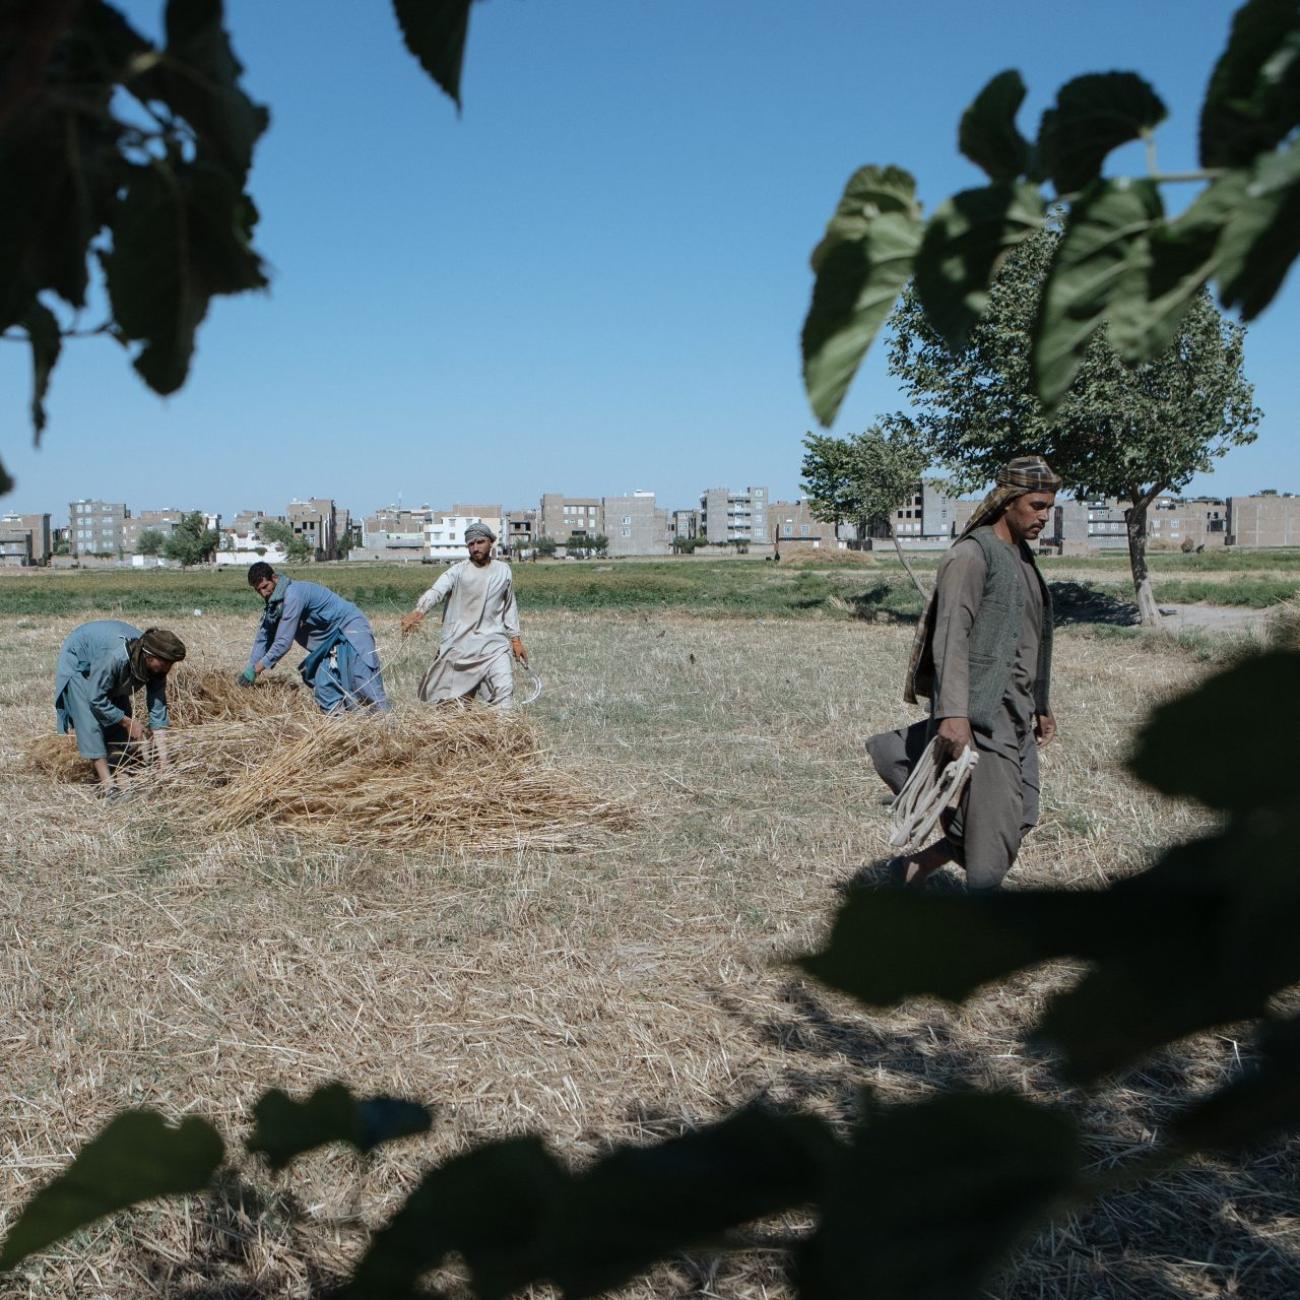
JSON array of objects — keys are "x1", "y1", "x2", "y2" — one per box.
[{"x1": 1048, "y1": 580, "x2": 1139, "y2": 626}]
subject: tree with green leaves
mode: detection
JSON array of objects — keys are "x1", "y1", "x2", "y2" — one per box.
[
  {"x1": 887, "y1": 230, "x2": 1259, "y2": 623},
  {"x1": 801, "y1": 422, "x2": 930, "y2": 599},
  {"x1": 533, "y1": 536, "x2": 559, "y2": 558},
  {"x1": 135, "y1": 528, "x2": 164, "y2": 557},
  {"x1": 161, "y1": 510, "x2": 217, "y2": 566},
  {"x1": 259, "y1": 519, "x2": 313, "y2": 565}
]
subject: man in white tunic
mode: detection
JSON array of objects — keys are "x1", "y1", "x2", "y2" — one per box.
[{"x1": 402, "y1": 522, "x2": 528, "y2": 709}]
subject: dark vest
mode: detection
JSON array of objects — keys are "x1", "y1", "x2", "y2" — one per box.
[{"x1": 963, "y1": 527, "x2": 1053, "y2": 732}]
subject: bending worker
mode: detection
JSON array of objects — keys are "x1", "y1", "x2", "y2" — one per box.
[
  {"x1": 54, "y1": 620, "x2": 187, "y2": 794},
  {"x1": 866, "y1": 455, "x2": 1060, "y2": 890},
  {"x1": 242, "y1": 563, "x2": 389, "y2": 712},
  {"x1": 401, "y1": 522, "x2": 527, "y2": 709}
]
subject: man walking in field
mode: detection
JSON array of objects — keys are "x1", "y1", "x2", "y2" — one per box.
[
  {"x1": 242, "y1": 563, "x2": 389, "y2": 712},
  {"x1": 54, "y1": 620, "x2": 187, "y2": 795},
  {"x1": 866, "y1": 455, "x2": 1060, "y2": 890},
  {"x1": 402, "y1": 522, "x2": 528, "y2": 709}
]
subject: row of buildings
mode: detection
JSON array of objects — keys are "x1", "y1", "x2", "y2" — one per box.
[{"x1": 4, "y1": 487, "x2": 1300, "y2": 567}]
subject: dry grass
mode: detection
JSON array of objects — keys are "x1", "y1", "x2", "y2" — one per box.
[{"x1": 0, "y1": 611, "x2": 1296, "y2": 1299}]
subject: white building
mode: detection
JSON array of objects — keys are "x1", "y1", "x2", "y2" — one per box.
[{"x1": 424, "y1": 511, "x2": 504, "y2": 560}]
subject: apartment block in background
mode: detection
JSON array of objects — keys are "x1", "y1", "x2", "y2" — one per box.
[
  {"x1": 866, "y1": 480, "x2": 973, "y2": 550},
  {"x1": 68, "y1": 499, "x2": 128, "y2": 557},
  {"x1": 601, "y1": 492, "x2": 670, "y2": 556},
  {"x1": 356, "y1": 505, "x2": 434, "y2": 560},
  {"x1": 123, "y1": 507, "x2": 186, "y2": 554},
  {"x1": 1228, "y1": 492, "x2": 1300, "y2": 547},
  {"x1": 0, "y1": 511, "x2": 51, "y2": 564},
  {"x1": 539, "y1": 494, "x2": 603, "y2": 540},
  {"x1": 672, "y1": 509, "x2": 698, "y2": 540},
  {"x1": 425, "y1": 505, "x2": 503, "y2": 559},
  {"x1": 767, "y1": 499, "x2": 845, "y2": 552},
  {"x1": 699, "y1": 486, "x2": 768, "y2": 544},
  {"x1": 1053, "y1": 497, "x2": 1129, "y2": 554},
  {"x1": 1148, "y1": 496, "x2": 1228, "y2": 550},
  {"x1": 0, "y1": 531, "x2": 33, "y2": 566},
  {"x1": 505, "y1": 509, "x2": 536, "y2": 554},
  {"x1": 217, "y1": 510, "x2": 288, "y2": 566},
  {"x1": 287, "y1": 498, "x2": 337, "y2": 560}
]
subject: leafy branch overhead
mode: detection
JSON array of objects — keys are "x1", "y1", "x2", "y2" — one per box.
[
  {"x1": 0, "y1": 0, "x2": 477, "y2": 474},
  {"x1": 802, "y1": 0, "x2": 1300, "y2": 423}
]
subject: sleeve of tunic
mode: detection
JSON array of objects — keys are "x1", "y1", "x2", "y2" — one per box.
[
  {"x1": 86, "y1": 661, "x2": 127, "y2": 728},
  {"x1": 263, "y1": 586, "x2": 304, "y2": 669},
  {"x1": 931, "y1": 542, "x2": 986, "y2": 721},
  {"x1": 147, "y1": 679, "x2": 169, "y2": 730},
  {"x1": 415, "y1": 566, "x2": 459, "y2": 615},
  {"x1": 502, "y1": 575, "x2": 520, "y2": 638}
]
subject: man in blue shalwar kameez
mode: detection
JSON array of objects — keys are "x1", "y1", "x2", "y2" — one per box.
[
  {"x1": 54, "y1": 620, "x2": 187, "y2": 794},
  {"x1": 241, "y1": 563, "x2": 389, "y2": 712}
]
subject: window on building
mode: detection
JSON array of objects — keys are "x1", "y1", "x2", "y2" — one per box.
[
  {"x1": 620, "y1": 528, "x2": 631, "y2": 537},
  {"x1": 800, "y1": 524, "x2": 811, "y2": 536},
  {"x1": 622, "y1": 516, "x2": 632, "y2": 526}
]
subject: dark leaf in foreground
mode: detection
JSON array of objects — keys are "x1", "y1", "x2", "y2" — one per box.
[
  {"x1": 913, "y1": 181, "x2": 1044, "y2": 353},
  {"x1": 102, "y1": 160, "x2": 267, "y2": 395},
  {"x1": 248, "y1": 1083, "x2": 432, "y2": 1171},
  {"x1": 1171, "y1": 1014, "x2": 1300, "y2": 1153},
  {"x1": 800, "y1": 1093, "x2": 1078, "y2": 1300},
  {"x1": 1127, "y1": 650, "x2": 1300, "y2": 811},
  {"x1": 393, "y1": 0, "x2": 473, "y2": 109},
  {"x1": 1200, "y1": 0, "x2": 1300, "y2": 168},
  {"x1": 1036, "y1": 72, "x2": 1167, "y2": 195},
  {"x1": 0, "y1": 455, "x2": 13, "y2": 496},
  {"x1": 803, "y1": 166, "x2": 922, "y2": 426},
  {"x1": 0, "y1": 1111, "x2": 223, "y2": 1270},
  {"x1": 958, "y1": 70, "x2": 1031, "y2": 181},
  {"x1": 22, "y1": 300, "x2": 61, "y2": 439},
  {"x1": 1031, "y1": 177, "x2": 1161, "y2": 409}
]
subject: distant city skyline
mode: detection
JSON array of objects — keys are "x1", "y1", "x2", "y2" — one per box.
[{"x1": 1, "y1": 1, "x2": 1291, "y2": 517}]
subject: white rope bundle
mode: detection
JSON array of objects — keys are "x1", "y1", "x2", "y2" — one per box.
[{"x1": 887, "y1": 738, "x2": 979, "y2": 852}]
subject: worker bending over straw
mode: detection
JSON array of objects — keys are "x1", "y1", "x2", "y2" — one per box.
[
  {"x1": 866, "y1": 456, "x2": 1060, "y2": 890},
  {"x1": 242, "y1": 563, "x2": 389, "y2": 712},
  {"x1": 402, "y1": 522, "x2": 528, "y2": 710},
  {"x1": 54, "y1": 620, "x2": 186, "y2": 796}
]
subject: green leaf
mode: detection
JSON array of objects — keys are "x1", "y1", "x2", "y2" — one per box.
[
  {"x1": 247, "y1": 1084, "x2": 432, "y2": 1172},
  {"x1": 0, "y1": 1111, "x2": 223, "y2": 1270},
  {"x1": 800, "y1": 1094, "x2": 1078, "y2": 1300},
  {"x1": 803, "y1": 166, "x2": 922, "y2": 426},
  {"x1": 133, "y1": 0, "x2": 269, "y2": 180},
  {"x1": 1215, "y1": 134, "x2": 1300, "y2": 320},
  {"x1": 102, "y1": 161, "x2": 267, "y2": 395},
  {"x1": 913, "y1": 181, "x2": 1044, "y2": 353},
  {"x1": 393, "y1": 0, "x2": 473, "y2": 109},
  {"x1": 1127, "y1": 650, "x2": 1300, "y2": 811},
  {"x1": 1108, "y1": 169, "x2": 1248, "y2": 362},
  {"x1": 1031, "y1": 178, "x2": 1161, "y2": 409},
  {"x1": 1200, "y1": 0, "x2": 1300, "y2": 168},
  {"x1": 1171, "y1": 1015, "x2": 1300, "y2": 1153},
  {"x1": 959, "y1": 70, "x2": 1031, "y2": 181},
  {"x1": 22, "y1": 301, "x2": 61, "y2": 440},
  {"x1": 1037, "y1": 72, "x2": 1167, "y2": 194}
]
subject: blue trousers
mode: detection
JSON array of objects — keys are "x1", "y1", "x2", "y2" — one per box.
[{"x1": 309, "y1": 618, "x2": 390, "y2": 713}]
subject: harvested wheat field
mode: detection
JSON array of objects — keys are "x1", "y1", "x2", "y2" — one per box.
[{"x1": 1, "y1": 609, "x2": 1296, "y2": 1300}]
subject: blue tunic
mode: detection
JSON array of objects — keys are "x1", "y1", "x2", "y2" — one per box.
[
  {"x1": 247, "y1": 579, "x2": 389, "y2": 712},
  {"x1": 54, "y1": 619, "x2": 169, "y2": 760}
]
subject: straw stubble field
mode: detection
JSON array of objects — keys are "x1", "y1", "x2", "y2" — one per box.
[{"x1": 1, "y1": 610, "x2": 1296, "y2": 1299}]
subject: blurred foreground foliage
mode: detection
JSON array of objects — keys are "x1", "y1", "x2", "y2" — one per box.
[{"x1": 4, "y1": 654, "x2": 1299, "y2": 1296}]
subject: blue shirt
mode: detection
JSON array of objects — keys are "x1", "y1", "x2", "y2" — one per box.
[
  {"x1": 55, "y1": 619, "x2": 169, "y2": 732},
  {"x1": 248, "y1": 579, "x2": 370, "y2": 670}
]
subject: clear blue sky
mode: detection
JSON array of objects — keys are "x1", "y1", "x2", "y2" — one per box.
[{"x1": 2, "y1": 0, "x2": 1294, "y2": 521}]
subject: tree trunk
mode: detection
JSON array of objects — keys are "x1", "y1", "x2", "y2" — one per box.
[
  {"x1": 1125, "y1": 496, "x2": 1161, "y2": 627},
  {"x1": 890, "y1": 526, "x2": 928, "y2": 603}
]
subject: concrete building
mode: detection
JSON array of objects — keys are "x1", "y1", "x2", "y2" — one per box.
[
  {"x1": 539, "y1": 494, "x2": 603, "y2": 541},
  {"x1": 425, "y1": 506, "x2": 503, "y2": 560},
  {"x1": 505, "y1": 509, "x2": 536, "y2": 554},
  {"x1": 216, "y1": 510, "x2": 288, "y2": 566},
  {"x1": 123, "y1": 508, "x2": 187, "y2": 555},
  {"x1": 699, "y1": 486, "x2": 769, "y2": 545},
  {"x1": 0, "y1": 512, "x2": 51, "y2": 564},
  {"x1": 0, "y1": 531, "x2": 34, "y2": 566},
  {"x1": 1053, "y1": 497, "x2": 1129, "y2": 553},
  {"x1": 354, "y1": 505, "x2": 434, "y2": 561},
  {"x1": 1148, "y1": 496, "x2": 1228, "y2": 550},
  {"x1": 672, "y1": 509, "x2": 698, "y2": 540},
  {"x1": 866, "y1": 479, "x2": 974, "y2": 550},
  {"x1": 287, "y1": 498, "x2": 338, "y2": 560},
  {"x1": 767, "y1": 499, "x2": 846, "y2": 552},
  {"x1": 1228, "y1": 492, "x2": 1300, "y2": 547},
  {"x1": 604, "y1": 491, "x2": 671, "y2": 557},
  {"x1": 68, "y1": 499, "x2": 128, "y2": 558}
]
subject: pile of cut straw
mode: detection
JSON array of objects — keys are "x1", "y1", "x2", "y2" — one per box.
[{"x1": 22, "y1": 669, "x2": 631, "y2": 851}]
